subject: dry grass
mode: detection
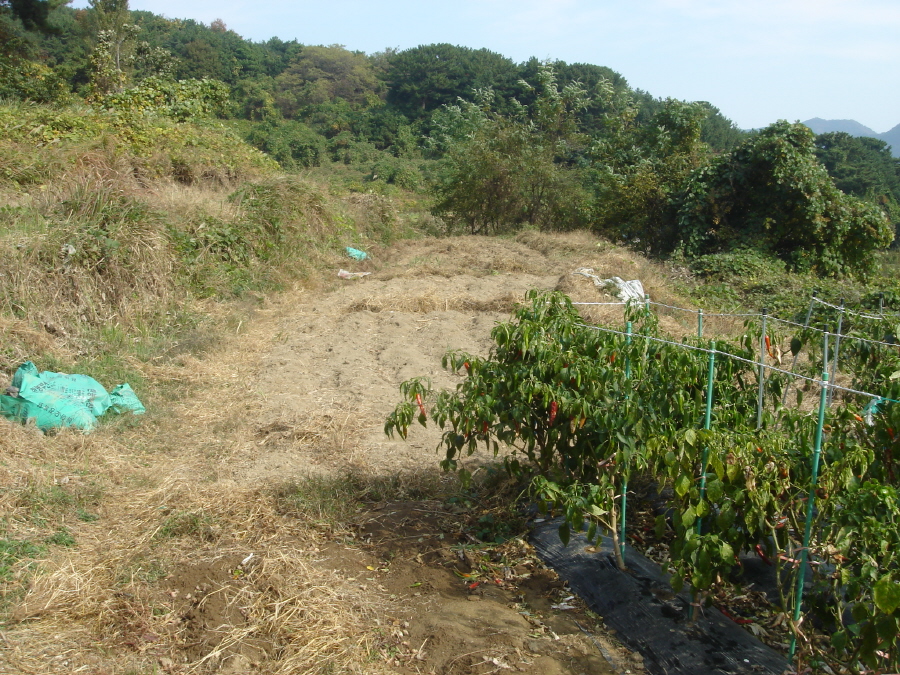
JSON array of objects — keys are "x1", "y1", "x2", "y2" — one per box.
[
  {"x1": 0, "y1": 298, "x2": 403, "y2": 674},
  {"x1": 347, "y1": 290, "x2": 519, "y2": 314}
]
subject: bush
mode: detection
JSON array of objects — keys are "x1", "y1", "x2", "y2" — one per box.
[
  {"x1": 690, "y1": 249, "x2": 786, "y2": 282},
  {"x1": 245, "y1": 120, "x2": 327, "y2": 170},
  {"x1": 675, "y1": 121, "x2": 894, "y2": 277},
  {"x1": 368, "y1": 155, "x2": 423, "y2": 190}
]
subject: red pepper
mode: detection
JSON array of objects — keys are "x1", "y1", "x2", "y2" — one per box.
[
  {"x1": 482, "y1": 421, "x2": 488, "y2": 435},
  {"x1": 755, "y1": 544, "x2": 773, "y2": 566},
  {"x1": 548, "y1": 401, "x2": 558, "y2": 425},
  {"x1": 765, "y1": 335, "x2": 773, "y2": 358},
  {"x1": 415, "y1": 393, "x2": 427, "y2": 417},
  {"x1": 464, "y1": 361, "x2": 470, "y2": 372}
]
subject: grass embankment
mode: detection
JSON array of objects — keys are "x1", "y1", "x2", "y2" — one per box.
[
  {"x1": 0, "y1": 102, "x2": 423, "y2": 672},
  {"x1": 0, "y1": 101, "x2": 408, "y2": 385}
]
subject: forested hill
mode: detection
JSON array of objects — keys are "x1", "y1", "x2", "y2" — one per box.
[
  {"x1": 1, "y1": 3, "x2": 745, "y2": 149},
  {"x1": 2, "y1": 0, "x2": 899, "y2": 277}
]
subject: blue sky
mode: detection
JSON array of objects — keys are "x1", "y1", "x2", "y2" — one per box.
[{"x1": 72, "y1": 0, "x2": 899, "y2": 132}]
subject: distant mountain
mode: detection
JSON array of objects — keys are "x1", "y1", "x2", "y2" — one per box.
[
  {"x1": 803, "y1": 118, "x2": 900, "y2": 157},
  {"x1": 803, "y1": 117, "x2": 878, "y2": 137},
  {"x1": 880, "y1": 124, "x2": 900, "y2": 156}
]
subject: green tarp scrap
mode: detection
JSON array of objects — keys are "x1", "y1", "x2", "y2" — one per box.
[{"x1": 0, "y1": 361, "x2": 145, "y2": 432}]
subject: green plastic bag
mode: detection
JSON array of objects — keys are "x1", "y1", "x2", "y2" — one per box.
[
  {"x1": 109, "y1": 383, "x2": 146, "y2": 415},
  {"x1": 1, "y1": 361, "x2": 144, "y2": 432}
]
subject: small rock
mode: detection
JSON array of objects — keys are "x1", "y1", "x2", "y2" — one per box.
[{"x1": 466, "y1": 595, "x2": 480, "y2": 602}]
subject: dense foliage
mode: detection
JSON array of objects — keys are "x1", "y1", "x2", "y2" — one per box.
[
  {"x1": 1, "y1": 0, "x2": 895, "y2": 275},
  {"x1": 676, "y1": 122, "x2": 894, "y2": 276}
]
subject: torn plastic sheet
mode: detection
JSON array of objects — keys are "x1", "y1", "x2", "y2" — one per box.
[{"x1": 572, "y1": 268, "x2": 645, "y2": 302}]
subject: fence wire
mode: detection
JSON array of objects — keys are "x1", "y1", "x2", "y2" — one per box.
[
  {"x1": 574, "y1": 322, "x2": 899, "y2": 404},
  {"x1": 574, "y1": 297, "x2": 900, "y2": 350}
]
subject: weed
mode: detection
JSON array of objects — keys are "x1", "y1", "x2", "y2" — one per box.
[
  {"x1": 16, "y1": 481, "x2": 104, "y2": 524},
  {"x1": 117, "y1": 556, "x2": 168, "y2": 585},
  {"x1": 154, "y1": 510, "x2": 217, "y2": 542},
  {"x1": 76, "y1": 508, "x2": 99, "y2": 522},
  {"x1": 274, "y1": 475, "x2": 364, "y2": 530},
  {"x1": 0, "y1": 538, "x2": 45, "y2": 581},
  {"x1": 45, "y1": 528, "x2": 76, "y2": 547}
]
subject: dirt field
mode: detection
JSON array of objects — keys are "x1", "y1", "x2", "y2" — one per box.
[{"x1": 0, "y1": 233, "x2": 698, "y2": 674}]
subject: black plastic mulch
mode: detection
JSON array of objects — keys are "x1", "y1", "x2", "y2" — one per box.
[{"x1": 531, "y1": 519, "x2": 791, "y2": 675}]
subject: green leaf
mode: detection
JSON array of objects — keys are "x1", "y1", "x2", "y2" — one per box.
[
  {"x1": 716, "y1": 503, "x2": 735, "y2": 530},
  {"x1": 674, "y1": 474, "x2": 691, "y2": 498},
  {"x1": 684, "y1": 429, "x2": 697, "y2": 447},
  {"x1": 695, "y1": 499, "x2": 710, "y2": 518},
  {"x1": 873, "y1": 576, "x2": 900, "y2": 614},
  {"x1": 681, "y1": 505, "x2": 696, "y2": 529},
  {"x1": 655, "y1": 514, "x2": 667, "y2": 539},
  {"x1": 876, "y1": 615, "x2": 898, "y2": 641},
  {"x1": 706, "y1": 479, "x2": 724, "y2": 503},
  {"x1": 720, "y1": 541, "x2": 734, "y2": 562},
  {"x1": 831, "y1": 629, "x2": 848, "y2": 652}
]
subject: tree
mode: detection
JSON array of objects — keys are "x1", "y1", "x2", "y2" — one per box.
[
  {"x1": 430, "y1": 67, "x2": 592, "y2": 234},
  {"x1": 815, "y1": 132, "x2": 900, "y2": 216},
  {"x1": 0, "y1": 0, "x2": 56, "y2": 31},
  {"x1": 273, "y1": 45, "x2": 381, "y2": 119},
  {"x1": 588, "y1": 91, "x2": 709, "y2": 252},
  {"x1": 385, "y1": 43, "x2": 520, "y2": 120},
  {"x1": 675, "y1": 121, "x2": 894, "y2": 276}
]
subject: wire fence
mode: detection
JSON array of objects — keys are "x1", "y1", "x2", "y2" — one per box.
[
  {"x1": 573, "y1": 292, "x2": 900, "y2": 411},
  {"x1": 568, "y1": 301, "x2": 899, "y2": 664}
]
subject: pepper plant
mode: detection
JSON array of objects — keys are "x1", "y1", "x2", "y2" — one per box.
[{"x1": 385, "y1": 289, "x2": 900, "y2": 671}]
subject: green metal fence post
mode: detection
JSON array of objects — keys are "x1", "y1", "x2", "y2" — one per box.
[
  {"x1": 691, "y1": 342, "x2": 716, "y2": 621},
  {"x1": 696, "y1": 342, "x2": 716, "y2": 529},
  {"x1": 788, "y1": 370, "x2": 829, "y2": 663},
  {"x1": 757, "y1": 308, "x2": 768, "y2": 429},
  {"x1": 620, "y1": 321, "x2": 633, "y2": 560}
]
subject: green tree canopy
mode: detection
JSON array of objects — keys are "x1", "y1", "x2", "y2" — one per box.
[
  {"x1": 385, "y1": 43, "x2": 520, "y2": 120},
  {"x1": 814, "y1": 132, "x2": 900, "y2": 210},
  {"x1": 588, "y1": 92, "x2": 709, "y2": 252},
  {"x1": 430, "y1": 67, "x2": 591, "y2": 234},
  {"x1": 675, "y1": 121, "x2": 894, "y2": 276},
  {"x1": 274, "y1": 45, "x2": 381, "y2": 118}
]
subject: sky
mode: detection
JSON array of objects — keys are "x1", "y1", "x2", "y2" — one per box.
[{"x1": 71, "y1": 0, "x2": 900, "y2": 132}]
